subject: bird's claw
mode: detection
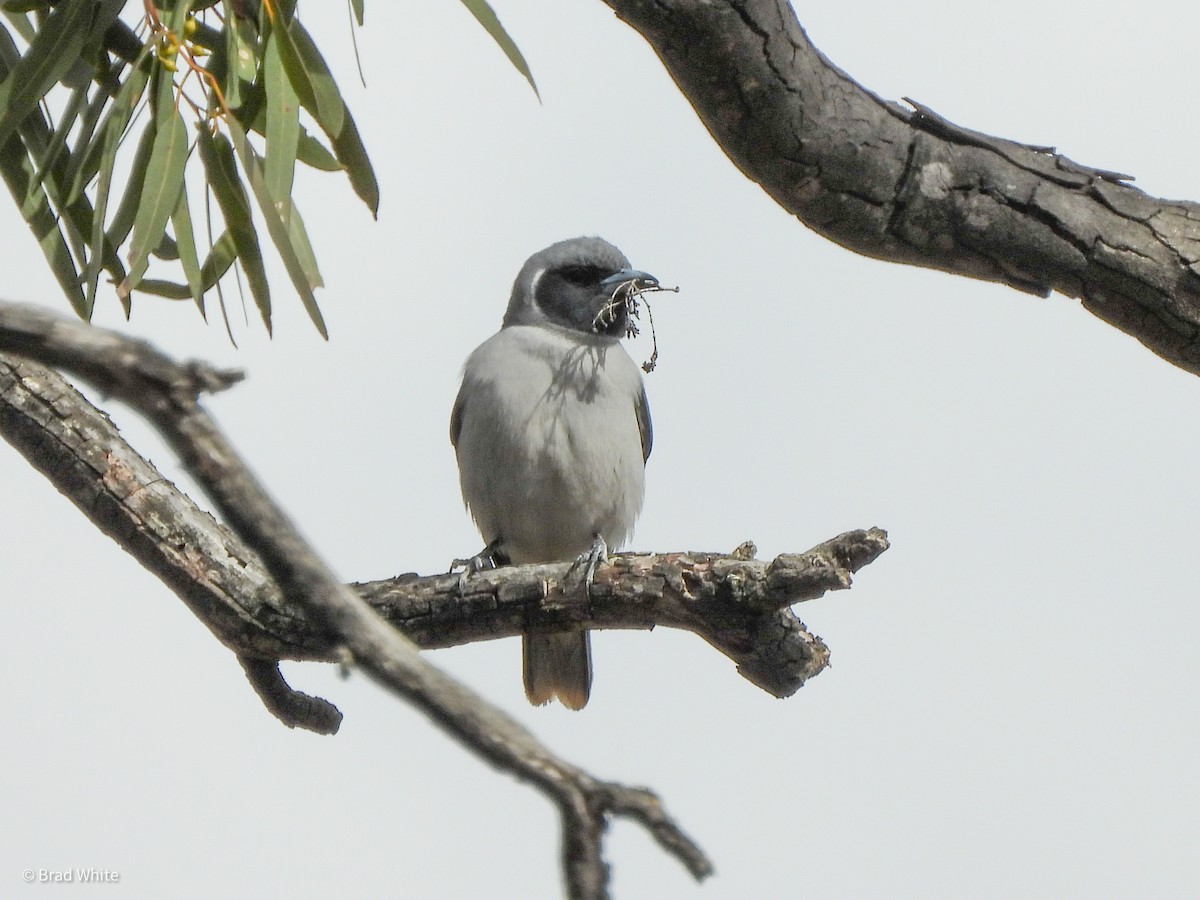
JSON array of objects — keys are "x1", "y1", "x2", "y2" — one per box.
[
  {"x1": 566, "y1": 533, "x2": 609, "y2": 600},
  {"x1": 451, "y1": 541, "x2": 502, "y2": 592}
]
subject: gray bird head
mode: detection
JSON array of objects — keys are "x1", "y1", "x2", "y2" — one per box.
[{"x1": 502, "y1": 236, "x2": 659, "y2": 338}]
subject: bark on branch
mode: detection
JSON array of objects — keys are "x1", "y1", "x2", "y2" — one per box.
[
  {"x1": 356, "y1": 530, "x2": 887, "y2": 698},
  {"x1": 0, "y1": 301, "x2": 724, "y2": 899},
  {"x1": 0, "y1": 300, "x2": 888, "y2": 897},
  {"x1": 604, "y1": 0, "x2": 1200, "y2": 376}
]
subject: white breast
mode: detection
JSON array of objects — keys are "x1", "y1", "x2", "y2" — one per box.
[{"x1": 453, "y1": 324, "x2": 648, "y2": 565}]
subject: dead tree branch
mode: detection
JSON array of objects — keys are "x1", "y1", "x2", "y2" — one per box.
[
  {"x1": 604, "y1": 0, "x2": 1200, "y2": 376},
  {"x1": 355, "y1": 529, "x2": 888, "y2": 698},
  {"x1": 0, "y1": 302, "x2": 721, "y2": 898},
  {"x1": 0, "y1": 303, "x2": 886, "y2": 697}
]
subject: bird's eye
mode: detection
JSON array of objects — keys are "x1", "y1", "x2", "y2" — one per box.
[{"x1": 558, "y1": 265, "x2": 604, "y2": 286}]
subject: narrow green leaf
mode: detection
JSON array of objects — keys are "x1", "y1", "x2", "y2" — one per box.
[
  {"x1": 1, "y1": 10, "x2": 36, "y2": 44},
  {"x1": 84, "y1": 0, "x2": 126, "y2": 44},
  {"x1": 134, "y1": 278, "x2": 193, "y2": 300},
  {"x1": 171, "y1": 185, "x2": 205, "y2": 315},
  {"x1": 119, "y1": 74, "x2": 190, "y2": 300},
  {"x1": 0, "y1": 23, "x2": 108, "y2": 316},
  {"x1": 263, "y1": 27, "x2": 298, "y2": 221},
  {"x1": 197, "y1": 126, "x2": 272, "y2": 333},
  {"x1": 0, "y1": 0, "x2": 92, "y2": 148},
  {"x1": 61, "y1": 83, "x2": 109, "y2": 202},
  {"x1": 329, "y1": 104, "x2": 378, "y2": 216},
  {"x1": 14, "y1": 91, "x2": 64, "y2": 225},
  {"x1": 7, "y1": 93, "x2": 85, "y2": 264},
  {"x1": 0, "y1": 34, "x2": 128, "y2": 302},
  {"x1": 296, "y1": 125, "x2": 340, "y2": 171},
  {"x1": 199, "y1": 228, "x2": 237, "y2": 287},
  {"x1": 0, "y1": 22, "x2": 17, "y2": 67},
  {"x1": 23, "y1": 80, "x2": 85, "y2": 204},
  {"x1": 223, "y1": 13, "x2": 259, "y2": 109},
  {"x1": 1, "y1": 2, "x2": 49, "y2": 15},
  {"x1": 66, "y1": 52, "x2": 151, "y2": 205},
  {"x1": 86, "y1": 114, "x2": 125, "y2": 315},
  {"x1": 349, "y1": 0, "x2": 364, "y2": 27},
  {"x1": 79, "y1": 0, "x2": 126, "y2": 80},
  {"x1": 85, "y1": 70, "x2": 154, "y2": 316},
  {"x1": 153, "y1": 232, "x2": 179, "y2": 260},
  {"x1": 273, "y1": 17, "x2": 343, "y2": 138},
  {"x1": 204, "y1": 10, "x2": 233, "y2": 107},
  {"x1": 228, "y1": 119, "x2": 327, "y2": 338},
  {"x1": 286, "y1": 202, "x2": 322, "y2": 291},
  {"x1": 457, "y1": 0, "x2": 538, "y2": 100},
  {"x1": 244, "y1": 95, "x2": 339, "y2": 173},
  {"x1": 0, "y1": 133, "x2": 85, "y2": 315},
  {"x1": 269, "y1": 17, "x2": 376, "y2": 213},
  {"x1": 104, "y1": 122, "x2": 156, "y2": 251}
]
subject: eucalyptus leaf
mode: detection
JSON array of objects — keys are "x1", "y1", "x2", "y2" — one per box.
[
  {"x1": 457, "y1": 0, "x2": 538, "y2": 100},
  {"x1": 263, "y1": 27, "x2": 298, "y2": 222},
  {"x1": 104, "y1": 121, "x2": 155, "y2": 258},
  {"x1": 61, "y1": 81, "x2": 111, "y2": 204},
  {"x1": 273, "y1": 17, "x2": 344, "y2": 136},
  {"x1": 0, "y1": 133, "x2": 85, "y2": 315},
  {"x1": 0, "y1": 0, "x2": 91, "y2": 149},
  {"x1": 228, "y1": 119, "x2": 326, "y2": 338},
  {"x1": 296, "y1": 125, "x2": 340, "y2": 171},
  {"x1": 134, "y1": 278, "x2": 193, "y2": 300},
  {"x1": 329, "y1": 104, "x2": 377, "y2": 217},
  {"x1": 197, "y1": 126, "x2": 272, "y2": 333},
  {"x1": 270, "y1": 15, "x2": 376, "y2": 214},
  {"x1": 171, "y1": 186, "x2": 205, "y2": 315},
  {"x1": 66, "y1": 52, "x2": 151, "y2": 206},
  {"x1": 199, "y1": 228, "x2": 238, "y2": 286},
  {"x1": 24, "y1": 80, "x2": 85, "y2": 203},
  {"x1": 120, "y1": 72, "x2": 190, "y2": 300},
  {"x1": 1, "y1": 2, "x2": 47, "y2": 15}
]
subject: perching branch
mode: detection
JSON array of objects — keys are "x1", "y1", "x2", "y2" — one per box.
[
  {"x1": 604, "y1": 0, "x2": 1200, "y2": 376},
  {"x1": 0, "y1": 301, "x2": 886, "y2": 700},
  {"x1": 0, "y1": 297, "x2": 889, "y2": 892},
  {"x1": 355, "y1": 530, "x2": 888, "y2": 698},
  {"x1": 0, "y1": 298, "x2": 889, "y2": 894},
  {"x1": 0, "y1": 300, "x2": 716, "y2": 899}
]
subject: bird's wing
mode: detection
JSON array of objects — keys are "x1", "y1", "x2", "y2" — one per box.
[{"x1": 635, "y1": 384, "x2": 653, "y2": 463}]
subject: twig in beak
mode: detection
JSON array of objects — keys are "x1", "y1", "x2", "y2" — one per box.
[{"x1": 593, "y1": 280, "x2": 679, "y2": 373}]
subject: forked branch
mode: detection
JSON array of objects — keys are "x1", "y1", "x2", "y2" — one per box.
[
  {"x1": 0, "y1": 301, "x2": 719, "y2": 898},
  {"x1": 0, "y1": 300, "x2": 886, "y2": 897}
]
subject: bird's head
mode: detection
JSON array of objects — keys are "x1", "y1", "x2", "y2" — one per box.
[{"x1": 503, "y1": 237, "x2": 661, "y2": 339}]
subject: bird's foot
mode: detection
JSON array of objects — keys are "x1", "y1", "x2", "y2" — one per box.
[
  {"x1": 450, "y1": 540, "x2": 504, "y2": 592},
  {"x1": 565, "y1": 533, "x2": 609, "y2": 600}
]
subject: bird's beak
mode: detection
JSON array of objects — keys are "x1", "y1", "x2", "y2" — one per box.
[{"x1": 601, "y1": 269, "x2": 659, "y2": 291}]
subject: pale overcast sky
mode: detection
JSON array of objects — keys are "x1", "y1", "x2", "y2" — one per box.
[{"x1": 3, "y1": 2, "x2": 1199, "y2": 898}]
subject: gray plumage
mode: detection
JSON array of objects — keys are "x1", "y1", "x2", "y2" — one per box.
[{"x1": 450, "y1": 237, "x2": 655, "y2": 709}]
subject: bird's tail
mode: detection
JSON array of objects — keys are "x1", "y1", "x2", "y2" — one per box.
[{"x1": 523, "y1": 630, "x2": 592, "y2": 710}]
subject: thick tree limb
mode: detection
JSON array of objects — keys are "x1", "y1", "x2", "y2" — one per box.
[
  {"x1": 603, "y1": 0, "x2": 1200, "y2": 376},
  {"x1": 0, "y1": 302, "x2": 717, "y2": 899}
]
